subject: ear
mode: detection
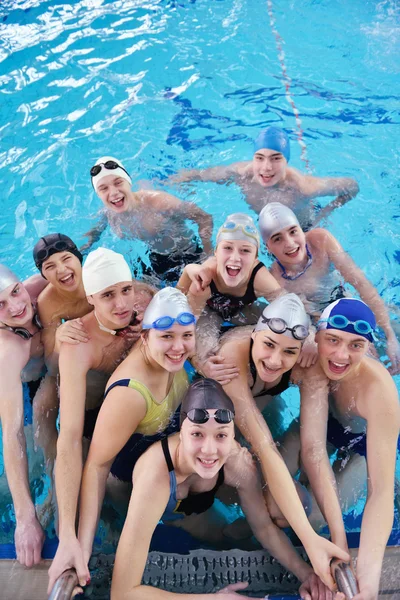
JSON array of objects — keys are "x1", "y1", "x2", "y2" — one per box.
[
  {"x1": 87, "y1": 295, "x2": 94, "y2": 307},
  {"x1": 251, "y1": 330, "x2": 257, "y2": 342}
]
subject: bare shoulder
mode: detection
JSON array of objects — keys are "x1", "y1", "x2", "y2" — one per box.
[
  {"x1": 139, "y1": 188, "x2": 181, "y2": 210},
  {"x1": 0, "y1": 331, "x2": 28, "y2": 370},
  {"x1": 37, "y1": 285, "x2": 62, "y2": 324},
  {"x1": 233, "y1": 161, "x2": 253, "y2": 177},
  {"x1": 219, "y1": 327, "x2": 252, "y2": 357},
  {"x1": 363, "y1": 358, "x2": 399, "y2": 407},
  {"x1": 24, "y1": 274, "x2": 48, "y2": 301}
]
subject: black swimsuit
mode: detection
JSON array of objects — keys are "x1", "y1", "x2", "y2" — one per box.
[
  {"x1": 206, "y1": 262, "x2": 265, "y2": 321},
  {"x1": 249, "y1": 338, "x2": 292, "y2": 398},
  {"x1": 161, "y1": 437, "x2": 225, "y2": 520}
]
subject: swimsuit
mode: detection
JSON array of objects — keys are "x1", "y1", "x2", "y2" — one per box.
[
  {"x1": 249, "y1": 337, "x2": 292, "y2": 398},
  {"x1": 327, "y1": 414, "x2": 367, "y2": 457},
  {"x1": 161, "y1": 437, "x2": 225, "y2": 522},
  {"x1": 104, "y1": 370, "x2": 188, "y2": 482},
  {"x1": 206, "y1": 262, "x2": 265, "y2": 321},
  {"x1": 149, "y1": 241, "x2": 203, "y2": 285}
]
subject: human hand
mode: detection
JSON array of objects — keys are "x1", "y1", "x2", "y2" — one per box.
[
  {"x1": 300, "y1": 572, "x2": 345, "y2": 600},
  {"x1": 352, "y1": 586, "x2": 378, "y2": 600},
  {"x1": 14, "y1": 515, "x2": 45, "y2": 567},
  {"x1": 297, "y1": 331, "x2": 318, "y2": 368},
  {"x1": 56, "y1": 319, "x2": 89, "y2": 345},
  {"x1": 385, "y1": 335, "x2": 400, "y2": 375},
  {"x1": 201, "y1": 355, "x2": 239, "y2": 385},
  {"x1": 305, "y1": 536, "x2": 350, "y2": 590},
  {"x1": 216, "y1": 581, "x2": 250, "y2": 597},
  {"x1": 47, "y1": 537, "x2": 90, "y2": 595},
  {"x1": 186, "y1": 263, "x2": 214, "y2": 293}
]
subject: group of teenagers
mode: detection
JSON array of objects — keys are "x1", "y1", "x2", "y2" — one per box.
[{"x1": 0, "y1": 126, "x2": 399, "y2": 600}]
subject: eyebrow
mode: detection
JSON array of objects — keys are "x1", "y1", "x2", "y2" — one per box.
[
  {"x1": 255, "y1": 152, "x2": 282, "y2": 158},
  {"x1": 263, "y1": 335, "x2": 298, "y2": 350}
]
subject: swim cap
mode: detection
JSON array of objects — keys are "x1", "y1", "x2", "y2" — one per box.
[
  {"x1": 82, "y1": 247, "x2": 132, "y2": 296},
  {"x1": 254, "y1": 127, "x2": 290, "y2": 162},
  {"x1": 180, "y1": 378, "x2": 235, "y2": 426},
  {"x1": 33, "y1": 233, "x2": 83, "y2": 274},
  {"x1": 317, "y1": 298, "x2": 376, "y2": 343},
  {"x1": 142, "y1": 287, "x2": 195, "y2": 329},
  {"x1": 91, "y1": 156, "x2": 132, "y2": 192},
  {"x1": 0, "y1": 264, "x2": 20, "y2": 294},
  {"x1": 254, "y1": 293, "x2": 310, "y2": 340},
  {"x1": 259, "y1": 203, "x2": 301, "y2": 243},
  {"x1": 216, "y1": 213, "x2": 260, "y2": 249}
]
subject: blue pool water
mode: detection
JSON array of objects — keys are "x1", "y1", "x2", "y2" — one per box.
[{"x1": 0, "y1": 0, "x2": 399, "y2": 574}]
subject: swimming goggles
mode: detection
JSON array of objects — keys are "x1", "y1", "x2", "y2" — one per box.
[
  {"x1": 260, "y1": 316, "x2": 309, "y2": 340},
  {"x1": 90, "y1": 160, "x2": 131, "y2": 178},
  {"x1": 0, "y1": 312, "x2": 43, "y2": 340},
  {"x1": 318, "y1": 315, "x2": 376, "y2": 338},
  {"x1": 34, "y1": 239, "x2": 80, "y2": 266},
  {"x1": 220, "y1": 221, "x2": 259, "y2": 243},
  {"x1": 143, "y1": 312, "x2": 196, "y2": 331},
  {"x1": 185, "y1": 408, "x2": 235, "y2": 425},
  {"x1": 276, "y1": 245, "x2": 313, "y2": 281}
]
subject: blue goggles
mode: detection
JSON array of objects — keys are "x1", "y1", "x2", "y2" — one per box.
[
  {"x1": 222, "y1": 221, "x2": 259, "y2": 236},
  {"x1": 318, "y1": 315, "x2": 376, "y2": 340},
  {"x1": 143, "y1": 312, "x2": 196, "y2": 331}
]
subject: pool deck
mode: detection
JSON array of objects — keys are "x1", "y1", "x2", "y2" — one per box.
[{"x1": 0, "y1": 546, "x2": 399, "y2": 600}]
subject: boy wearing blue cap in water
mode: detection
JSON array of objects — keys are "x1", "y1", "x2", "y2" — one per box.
[
  {"x1": 298, "y1": 298, "x2": 400, "y2": 600},
  {"x1": 83, "y1": 157, "x2": 213, "y2": 284},
  {"x1": 168, "y1": 126, "x2": 359, "y2": 228}
]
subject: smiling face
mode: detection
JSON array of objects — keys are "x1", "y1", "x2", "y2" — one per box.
[
  {"x1": 267, "y1": 224, "x2": 307, "y2": 266},
  {"x1": 88, "y1": 281, "x2": 135, "y2": 330},
  {"x1": 145, "y1": 322, "x2": 196, "y2": 372},
  {"x1": 316, "y1": 329, "x2": 369, "y2": 381},
  {"x1": 95, "y1": 174, "x2": 135, "y2": 213},
  {"x1": 215, "y1": 239, "x2": 257, "y2": 288},
  {"x1": 252, "y1": 148, "x2": 287, "y2": 187},
  {"x1": 0, "y1": 282, "x2": 33, "y2": 327},
  {"x1": 180, "y1": 412, "x2": 234, "y2": 479},
  {"x1": 41, "y1": 251, "x2": 82, "y2": 292},
  {"x1": 251, "y1": 328, "x2": 301, "y2": 382}
]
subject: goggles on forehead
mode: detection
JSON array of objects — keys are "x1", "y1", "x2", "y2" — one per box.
[
  {"x1": 90, "y1": 160, "x2": 130, "y2": 178},
  {"x1": 185, "y1": 408, "x2": 235, "y2": 425},
  {"x1": 143, "y1": 312, "x2": 196, "y2": 331},
  {"x1": 318, "y1": 315, "x2": 376, "y2": 338},
  {"x1": 220, "y1": 221, "x2": 259, "y2": 243},
  {"x1": 35, "y1": 240, "x2": 78, "y2": 265},
  {"x1": 260, "y1": 316, "x2": 309, "y2": 341}
]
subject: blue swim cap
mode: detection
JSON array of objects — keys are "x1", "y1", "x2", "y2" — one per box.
[
  {"x1": 317, "y1": 298, "x2": 376, "y2": 343},
  {"x1": 254, "y1": 127, "x2": 290, "y2": 162}
]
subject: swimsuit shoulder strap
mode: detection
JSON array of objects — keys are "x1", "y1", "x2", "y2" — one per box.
[
  {"x1": 209, "y1": 279, "x2": 218, "y2": 295},
  {"x1": 249, "y1": 337, "x2": 257, "y2": 390},
  {"x1": 161, "y1": 437, "x2": 175, "y2": 472},
  {"x1": 248, "y1": 261, "x2": 265, "y2": 288},
  {"x1": 103, "y1": 379, "x2": 153, "y2": 411}
]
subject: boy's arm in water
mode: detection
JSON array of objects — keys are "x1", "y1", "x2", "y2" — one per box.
[
  {"x1": 228, "y1": 445, "x2": 336, "y2": 598},
  {"x1": 320, "y1": 229, "x2": 400, "y2": 374},
  {"x1": 299, "y1": 365, "x2": 349, "y2": 551},
  {"x1": 166, "y1": 161, "x2": 250, "y2": 185},
  {"x1": 0, "y1": 339, "x2": 44, "y2": 567},
  {"x1": 353, "y1": 375, "x2": 400, "y2": 600},
  {"x1": 111, "y1": 449, "x2": 250, "y2": 600},
  {"x1": 80, "y1": 212, "x2": 108, "y2": 254},
  {"x1": 221, "y1": 343, "x2": 349, "y2": 589},
  {"x1": 47, "y1": 341, "x2": 93, "y2": 593},
  {"x1": 78, "y1": 386, "x2": 147, "y2": 565},
  {"x1": 304, "y1": 176, "x2": 359, "y2": 223}
]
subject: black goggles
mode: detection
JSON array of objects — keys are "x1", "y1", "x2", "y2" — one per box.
[
  {"x1": 35, "y1": 240, "x2": 80, "y2": 266},
  {"x1": 185, "y1": 408, "x2": 235, "y2": 425},
  {"x1": 0, "y1": 312, "x2": 42, "y2": 340},
  {"x1": 90, "y1": 160, "x2": 130, "y2": 178},
  {"x1": 260, "y1": 316, "x2": 309, "y2": 340}
]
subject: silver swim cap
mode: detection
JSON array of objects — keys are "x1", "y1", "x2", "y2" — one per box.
[
  {"x1": 259, "y1": 203, "x2": 300, "y2": 243},
  {"x1": 254, "y1": 293, "x2": 310, "y2": 340},
  {"x1": 216, "y1": 213, "x2": 260, "y2": 249},
  {"x1": 142, "y1": 287, "x2": 195, "y2": 330},
  {"x1": 0, "y1": 264, "x2": 20, "y2": 294}
]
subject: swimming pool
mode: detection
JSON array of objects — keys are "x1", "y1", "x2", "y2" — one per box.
[{"x1": 0, "y1": 0, "x2": 399, "y2": 591}]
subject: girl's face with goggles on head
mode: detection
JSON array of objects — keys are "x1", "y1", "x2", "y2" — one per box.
[
  {"x1": 215, "y1": 239, "x2": 257, "y2": 288},
  {"x1": 0, "y1": 283, "x2": 33, "y2": 328},
  {"x1": 144, "y1": 321, "x2": 196, "y2": 373},
  {"x1": 251, "y1": 328, "x2": 302, "y2": 383},
  {"x1": 180, "y1": 409, "x2": 235, "y2": 478}
]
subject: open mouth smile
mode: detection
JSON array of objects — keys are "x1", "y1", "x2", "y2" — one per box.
[
  {"x1": 328, "y1": 360, "x2": 349, "y2": 376},
  {"x1": 225, "y1": 265, "x2": 241, "y2": 278},
  {"x1": 197, "y1": 458, "x2": 218, "y2": 469}
]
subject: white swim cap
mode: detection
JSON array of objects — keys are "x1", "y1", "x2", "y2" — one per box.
[
  {"x1": 82, "y1": 248, "x2": 132, "y2": 296},
  {"x1": 254, "y1": 293, "x2": 310, "y2": 340},
  {"x1": 91, "y1": 156, "x2": 132, "y2": 192},
  {"x1": 0, "y1": 264, "x2": 20, "y2": 294},
  {"x1": 216, "y1": 213, "x2": 260, "y2": 249},
  {"x1": 259, "y1": 203, "x2": 300, "y2": 243},
  {"x1": 142, "y1": 287, "x2": 195, "y2": 330}
]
